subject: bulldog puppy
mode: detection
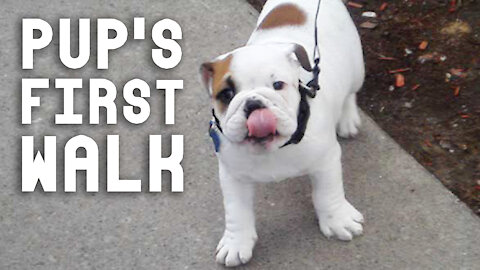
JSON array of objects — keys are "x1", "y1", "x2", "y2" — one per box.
[{"x1": 200, "y1": 0, "x2": 365, "y2": 266}]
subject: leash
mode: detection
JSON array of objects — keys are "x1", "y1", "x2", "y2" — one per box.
[
  {"x1": 281, "y1": 0, "x2": 322, "y2": 147},
  {"x1": 210, "y1": 0, "x2": 322, "y2": 152},
  {"x1": 298, "y1": 0, "x2": 322, "y2": 99}
]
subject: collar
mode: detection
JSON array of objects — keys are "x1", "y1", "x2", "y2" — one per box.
[{"x1": 280, "y1": 76, "x2": 319, "y2": 147}]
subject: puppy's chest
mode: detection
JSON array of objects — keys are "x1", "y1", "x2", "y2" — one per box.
[
  {"x1": 228, "y1": 160, "x2": 304, "y2": 183},
  {"x1": 219, "y1": 141, "x2": 324, "y2": 182}
]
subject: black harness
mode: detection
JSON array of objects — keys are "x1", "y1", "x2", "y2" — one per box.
[
  {"x1": 210, "y1": 0, "x2": 322, "y2": 151},
  {"x1": 281, "y1": 68, "x2": 320, "y2": 147}
]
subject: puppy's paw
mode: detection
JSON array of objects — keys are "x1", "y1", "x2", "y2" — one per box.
[
  {"x1": 215, "y1": 230, "x2": 257, "y2": 267},
  {"x1": 318, "y1": 201, "x2": 364, "y2": 241},
  {"x1": 337, "y1": 95, "x2": 361, "y2": 138},
  {"x1": 337, "y1": 110, "x2": 361, "y2": 138}
]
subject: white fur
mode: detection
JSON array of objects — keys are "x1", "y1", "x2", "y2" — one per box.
[{"x1": 210, "y1": 0, "x2": 365, "y2": 266}]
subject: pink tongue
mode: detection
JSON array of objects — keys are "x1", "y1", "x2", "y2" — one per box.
[{"x1": 246, "y1": 108, "x2": 277, "y2": 138}]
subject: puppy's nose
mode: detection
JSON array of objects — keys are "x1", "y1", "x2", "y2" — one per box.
[{"x1": 244, "y1": 99, "x2": 265, "y2": 117}]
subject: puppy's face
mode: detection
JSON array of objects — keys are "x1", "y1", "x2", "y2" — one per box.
[{"x1": 201, "y1": 44, "x2": 311, "y2": 153}]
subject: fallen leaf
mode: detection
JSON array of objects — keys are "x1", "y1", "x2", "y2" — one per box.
[
  {"x1": 389, "y1": 67, "x2": 411, "y2": 74},
  {"x1": 418, "y1": 52, "x2": 447, "y2": 64},
  {"x1": 378, "y1": 56, "x2": 397, "y2": 61},
  {"x1": 395, "y1": 74, "x2": 405, "y2": 87},
  {"x1": 419, "y1": 40, "x2": 429, "y2": 50},
  {"x1": 450, "y1": 68, "x2": 467, "y2": 78},
  {"x1": 347, "y1": 1, "x2": 364, "y2": 8},
  {"x1": 412, "y1": 84, "x2": 421, "y2": 91},
  {"x1": 441, "y1": 20, "x2": 472, "y2": 35},
  {"x1": 453, "y1": 86, "x2": 460, "y2": 96},
  {"x1": 379, "y1": 2, "x2": 388, "y2": 11}
]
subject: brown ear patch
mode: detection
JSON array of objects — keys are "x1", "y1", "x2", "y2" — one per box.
[
  {"x1": 258, "y1": 4, "x2": 306, "y2": 30},
  {"x1": 208, "y1": 55, "x2": 233, "y2": 97}
]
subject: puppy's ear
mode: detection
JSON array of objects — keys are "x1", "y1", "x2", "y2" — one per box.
[
  {"x1": 200, "y1": 62, "x2": 214, "y2": 96},
  {"x1": 199, "y1": 54, "x2": 233, "y2": 97},
  {"x1": 290, "y1": 44, "x2": 312, "y2": 72}
]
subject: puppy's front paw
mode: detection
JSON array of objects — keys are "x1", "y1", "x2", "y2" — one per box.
[
  {"x1": 215, "y1": 230, "x2": 257, "y2": 267},
  {"x1": 337, "y1": 95, "x2": 361, "y2": 138},
  {"x1": 337, "y1": 110, "x2": 361, "y2": 138},
  {"x1": 318, "y1": 201, "x2": 364, "y2": 241}
]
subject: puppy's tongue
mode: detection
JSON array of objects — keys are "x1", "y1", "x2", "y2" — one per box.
[{"x1": 246, "y1": 108, "x2": 277, "y2": 138}]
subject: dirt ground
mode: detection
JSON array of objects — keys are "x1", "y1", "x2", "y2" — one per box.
[{"x1": 247, "y1": 0, "x2": 480, "y2": 215}]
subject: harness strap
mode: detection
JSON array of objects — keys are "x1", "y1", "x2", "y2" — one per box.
[
  {"x1": 280, "y1": 82, "x2": 312, "y2": 147},
  {"x1": 211, "y1": 108, "x2": 223, "y2": 133}
]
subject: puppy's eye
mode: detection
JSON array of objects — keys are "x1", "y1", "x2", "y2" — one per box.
[
  {"x1": 273, "y1": 81, "x2": 285, "y2": 90},
  {"x1": 217, "y1": 88, "x2": 235, "y2": 104}
]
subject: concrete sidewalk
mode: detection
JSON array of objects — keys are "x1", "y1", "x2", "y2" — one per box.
[{"x1": 1, "y1": 0, "x2": 479, "y2": 269}]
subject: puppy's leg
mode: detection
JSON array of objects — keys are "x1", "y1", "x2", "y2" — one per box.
[
  {"x1": 310, "y1": 143, "x2": 364, "y2": 241},
  {"x1": 216, "y1": 163, "x2": 257, "y2": 267},
  {"x1": 337, "y1": 93, "x2": 361, "y2": 138}
]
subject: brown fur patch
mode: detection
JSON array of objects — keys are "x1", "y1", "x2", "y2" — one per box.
[
  {"x1": 258, "y1": 4, "x2": 306, "y2": 30},
  {"x1": 208, "y1": 55, "x2": 233, "y2": 98}
]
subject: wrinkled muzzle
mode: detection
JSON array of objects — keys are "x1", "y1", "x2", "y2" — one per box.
[{"x1": 221, "y1": 88, "x2": 298, "y2": 146}]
